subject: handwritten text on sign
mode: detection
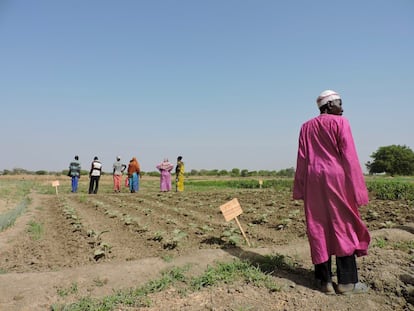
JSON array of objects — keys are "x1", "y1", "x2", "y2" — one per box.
[{"x1": 219, "y1": 198, "x2": 243, "y2": 222}]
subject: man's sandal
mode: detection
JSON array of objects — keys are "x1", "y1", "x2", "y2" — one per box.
[
  {"x1": 337, "y1": 282, "x2": 369, "y2": 295},
  {"x1": 320, "y1": 282, "x2": 336, "y2": 295}
]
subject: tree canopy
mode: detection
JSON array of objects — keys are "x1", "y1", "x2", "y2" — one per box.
[{"x1": 366, "y1": 145, "x2": 414, "y2": 176}]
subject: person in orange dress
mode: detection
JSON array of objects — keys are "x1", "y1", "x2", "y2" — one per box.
[{"x1": 127, "y1": 157, "x2": 140, "y2": 193}]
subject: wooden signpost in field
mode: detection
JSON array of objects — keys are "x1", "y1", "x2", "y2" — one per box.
[
  {"x1": 52, "y1": 180, "x2": 60, "y2": 195},
  {"x1": 219, "y1": 198, "x2": 251, "y2": 247}
]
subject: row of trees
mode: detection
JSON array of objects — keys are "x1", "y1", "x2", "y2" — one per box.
[{"x1": 2, "y1": 145, "x2": 414, "y2": 177}]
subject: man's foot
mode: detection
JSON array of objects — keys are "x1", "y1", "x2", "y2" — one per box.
[
  {"x1": 320, "y1": 282, "x2": 336, "y2": 295},
  {"x1": 315, "y1": 280, "x2": 336, "y2": 295},
  {"x1": 337, "y1": 282, "x2": 369, "y2": 295}
]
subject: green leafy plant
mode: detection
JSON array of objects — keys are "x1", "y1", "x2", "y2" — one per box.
[
  {"x1": 221, "y1": 227, "x2": 241, "y2": 246},
  {"x1": 27, "y1": 221, "x2": 44, "y2": 240},
  {"x1": 373, "y1": 237, "x2": 387, "y2": 248},
  {"x1": 392, "y1": 240, "x2": 414, "y2": 253},
  {"x1": 153, "y1": 231, "x2": 164, "y2": 242},
  {"x1": 200, "y1": 225, "x2": 214, "y2": 233},
  {"x1": 161, "y1": 255, "x2": 173, "y2": 262},
  {"x1": 252, "y1": 213, "x2": 269, "y2": 224},
  {"x1": 163, "y1": 229, "x2": 187, "y2": 250},
  {"x1": 93, "y1": 277, "x2": 108, "y2": 287},
  {"x1": 57, "y1": 282, "x2": 78, "y2": 297},
  {"x1": 257, "y1": 254, "x2": 300, "y2": 273},
  {"x1": 78, "y1": 194, "x2": 87, "y2": 203}
]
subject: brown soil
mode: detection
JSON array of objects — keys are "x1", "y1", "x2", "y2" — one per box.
[{"x1": 0, "y1": 176, "x2": 413, "y2": 310}]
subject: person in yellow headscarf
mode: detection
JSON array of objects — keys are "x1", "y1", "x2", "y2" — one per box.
[{"x1": 175, "y1": 156, "x2": 185, "y2": 192}]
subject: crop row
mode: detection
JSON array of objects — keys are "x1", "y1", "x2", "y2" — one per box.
[
  {"x1": 68, "y1": 189, "x2": 307, "y2": 250},
  {"x1": 56, "y1": 196, "x2": 114, "y2": 261}
]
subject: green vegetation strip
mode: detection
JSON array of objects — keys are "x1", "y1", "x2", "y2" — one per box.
[
  {"x1": 52, "y1": 259, "x2": 281, "y2": 311},
  {"x1": 365, "y1": 179, "x2": 414, "y2": 200},
  {"x1": 188, "y1": 178, "x2": 414, "y2": 200},
  {"x1": 372, "y1": 237, "x2": 414, "y2": 252},
  {"x1": 186, "y1": 178, "x2": 293, "y2": 190},
  {"x1": 0, "y1": 198, "x2": 29, "y2": 232}
]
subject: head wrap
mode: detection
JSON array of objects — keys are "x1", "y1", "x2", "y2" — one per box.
[
  {"x1": 157, "y1": 158, "x2": 174, "y2": 171},
  {"x1": 316, "y1": 90, "x2": 341, "y2": 108}
]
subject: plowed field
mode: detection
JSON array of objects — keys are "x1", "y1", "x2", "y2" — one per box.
[{"x1": 0, "y1": 175, "x2": 413, "y2": 310}]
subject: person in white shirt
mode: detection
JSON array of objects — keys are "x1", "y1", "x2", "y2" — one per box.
[{"x1": 89, "y1": 156, "x2": 102, "y2": 194}]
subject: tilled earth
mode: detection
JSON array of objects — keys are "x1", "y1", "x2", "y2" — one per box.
[{"x1": 0, "y1": 176, "x2": 413, "y2": 310}]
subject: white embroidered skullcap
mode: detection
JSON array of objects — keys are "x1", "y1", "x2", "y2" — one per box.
[{"x1": 316, "y1": 90, "x2": 341, "y2": 108}]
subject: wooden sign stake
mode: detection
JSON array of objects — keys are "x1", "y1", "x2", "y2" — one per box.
[
  {"x1": 52, "y1": 180, "x2": 60, "y2": 195},
  {"x1": 219, "y1": 198, "x2": 251, "y2": 247},
  {"x1": 234, "y1": 215, "x2": 251, "y2": 247}
]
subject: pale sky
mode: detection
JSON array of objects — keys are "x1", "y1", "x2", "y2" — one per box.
[{"x1": 1, "y1": 0, "x2": 413, "y2": 173}]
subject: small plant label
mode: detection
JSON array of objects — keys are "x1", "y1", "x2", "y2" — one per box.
[
  {"x1": 220, "y1": 198, "x2": 243, "y2": 222},
  {"x1": 220, "y1": 198, "x2": 251, "y2": 247},
  {"x1": 52, "y1": 180, "x2": 60, "y2": 195}
]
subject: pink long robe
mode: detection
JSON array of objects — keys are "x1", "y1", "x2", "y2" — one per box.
[
  {"x1": 293, "y1": 114, "x2": 370, "y2": 264},
  {"x1": 156, "y1": 161, "x2": 174, "y2": 192}
]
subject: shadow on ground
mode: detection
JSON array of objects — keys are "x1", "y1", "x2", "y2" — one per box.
[{"x1": 222, "y1": 246, "x2": 317, "y2": 291}]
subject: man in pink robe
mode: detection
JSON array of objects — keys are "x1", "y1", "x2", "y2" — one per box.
[{"x1": 293, "y1": 90, "x2": 370, "y2": 295}]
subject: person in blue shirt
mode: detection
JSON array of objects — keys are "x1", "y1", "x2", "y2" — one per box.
[{"x1": 68, "y1": 155, "x2": 81, "y2": 193}]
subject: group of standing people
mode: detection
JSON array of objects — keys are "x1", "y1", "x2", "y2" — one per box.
[{"x1": 67, "y1": 155, "x2": 185, "y2": 194}]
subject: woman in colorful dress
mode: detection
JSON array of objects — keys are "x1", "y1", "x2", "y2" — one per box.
[
  {"x1": 127, "y1": 157, "x2": 140, "y2": 193},
  {"x1": 175, "y1": 156, "x2": 185, "y2": 192},
  {"x1": 156, "y1": 158, "x2": 174, "y2": 192}
]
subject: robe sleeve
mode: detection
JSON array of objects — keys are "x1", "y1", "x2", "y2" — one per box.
[
  {"x1": 293, "y1": 126, "x2": 307, "y2": 200},
  {"x1": 339, "y1": 118, "x2": 369, "y2": 206}
]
